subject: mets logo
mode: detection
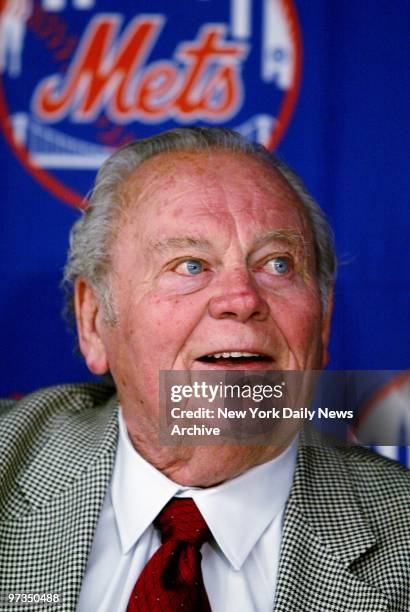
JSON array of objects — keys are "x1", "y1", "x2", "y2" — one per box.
[
  {"x1": 349, "y1": 371, "x2": 410, "y2": 466},
  {"x1": 0, "y1": 0, "x2": 302, "y2": 207}
]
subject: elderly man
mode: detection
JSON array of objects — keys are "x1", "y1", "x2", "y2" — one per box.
[{"x1": 0, "y1": 128, "x2": 408, "y2": 612}]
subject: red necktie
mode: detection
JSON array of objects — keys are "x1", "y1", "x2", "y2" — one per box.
[{"x1": 127, "y1": 498, "x2": 212, "y2": 612}]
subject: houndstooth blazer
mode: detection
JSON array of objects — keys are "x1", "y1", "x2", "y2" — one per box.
[{"x1": 0, "y1": 383, "x2": 409, "y2": 612}]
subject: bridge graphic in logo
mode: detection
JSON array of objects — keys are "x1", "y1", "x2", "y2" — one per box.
[
  {"x1": 0, "y1": 0, "x2": 302, "y2": 206},
  {"x1": 10, "y1": 112, "x2": 112, "y2": 168}
]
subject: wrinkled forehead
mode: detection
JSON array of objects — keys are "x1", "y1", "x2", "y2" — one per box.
[
  {"x1": 119, "y1": 149, "x2": 304, "y2": 214},
  {"x1": 107, "y1": 150, "x2": 318, "y2": 273}
]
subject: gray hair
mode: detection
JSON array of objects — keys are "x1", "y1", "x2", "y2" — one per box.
[{"x1": 63, "y1": 127, "x2": 336, "y2": 324}]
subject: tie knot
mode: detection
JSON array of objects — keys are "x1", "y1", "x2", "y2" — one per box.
[{"x1": 154, "y1": 498, "x2": 211, "y2": 546}]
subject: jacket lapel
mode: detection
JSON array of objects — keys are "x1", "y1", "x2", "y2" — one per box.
[
  {"x1": 274, "y1": 432, "x2": 389, "y2": 611},
  {"x1": 0, "y1": 388, "x2": 119, "y2": 612}
]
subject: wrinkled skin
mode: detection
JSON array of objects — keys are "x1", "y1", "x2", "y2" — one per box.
[{"x1": 75, "y1": 150, "x2": 332, "y2": 486}]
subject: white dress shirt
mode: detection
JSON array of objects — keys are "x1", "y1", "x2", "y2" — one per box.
[{"x1": 77, "y1": 409, "x2": 297, "y2": 612}]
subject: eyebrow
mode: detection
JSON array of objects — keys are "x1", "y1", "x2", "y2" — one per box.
[
  {"x1": 147, "y1": 230, "x2": 306, "y2": 256},
  {"x1": 251, "y1": 229, "x2": 306, "y2": 250},
  {"x1": 147, "y1": 237, "x2": 213, "y2": 254}
]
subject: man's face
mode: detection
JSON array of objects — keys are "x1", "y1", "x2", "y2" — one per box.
[{"x1": 78, "y1": 150, "x2": 331, "y2": 443}]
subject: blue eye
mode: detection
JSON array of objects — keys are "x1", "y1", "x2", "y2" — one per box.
[
  {"x1": 266, "y1": 257, "x2": 290, "y2": 275},
  {"x1": 177, "y1": 259, "x2": 204, "y2": 275}
]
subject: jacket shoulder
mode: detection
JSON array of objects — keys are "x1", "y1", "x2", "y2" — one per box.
[
  {"x1": 308, "y1": 441, "x2": 410, "y2": 523},
  {"x1": 0, "y1": 380, "x2": 116, "y2": 421},
  {"x1": 0, "y1": 382, "x2": 116, "y2": 472},
  {"x1": 339, "y1": 443, "x2": 409, "y2": 502}
]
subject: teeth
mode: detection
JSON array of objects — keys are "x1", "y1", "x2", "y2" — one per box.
[{"x1": 206, "y1": 351, "x2": 263, "y2": 359}]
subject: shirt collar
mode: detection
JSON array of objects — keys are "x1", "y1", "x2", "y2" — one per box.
[
  {"x1": 111, "y1": 409, "x2": 180, "y2": 555},
  {"x1": 112, "y1": 409, "x2": 297, "y2": 569}
]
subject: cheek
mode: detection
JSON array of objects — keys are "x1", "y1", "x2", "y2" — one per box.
[
  {"x1": 125, "y1": 292, "x2": 207, "y2": 356},
  {"x1": 273, "y1": 291, "x2": 322, "y2": 346}
]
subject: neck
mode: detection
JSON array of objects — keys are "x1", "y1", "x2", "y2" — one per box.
[{"x1": 125, "y1": 422, "x2": 293, "y2": 486}]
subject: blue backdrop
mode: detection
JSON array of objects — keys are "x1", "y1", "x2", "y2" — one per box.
[{"x1": 1, "y1": 1, "x2": 408, "y2": 462}]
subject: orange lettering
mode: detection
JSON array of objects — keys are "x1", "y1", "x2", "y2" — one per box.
[
  {"x1": 34, "y1": 15, "x2": 163, "y2": 121},
  {"x1": 175, "y1": 26, "x2": 247, "y2": 117}
]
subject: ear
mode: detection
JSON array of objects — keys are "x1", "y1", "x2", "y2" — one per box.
[
  {"x1": 74, "y1": 278, "x2": 109, "y2": 375},
  {"x1": 320, "y1": 288, "x2": 334, "y2": 369}
]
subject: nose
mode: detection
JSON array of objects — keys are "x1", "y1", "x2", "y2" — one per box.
[{"x1": 208, "y1": 268, "x2": 269, "y2": 322}]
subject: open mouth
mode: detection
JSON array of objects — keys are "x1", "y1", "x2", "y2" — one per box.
[{"x1": 196, "y1": 351, "x2": 273, "y2": 368}]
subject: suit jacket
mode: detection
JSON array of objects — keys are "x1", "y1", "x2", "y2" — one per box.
[{"x1": 0, "y1": 383, "x2": 409, "y2": 612}]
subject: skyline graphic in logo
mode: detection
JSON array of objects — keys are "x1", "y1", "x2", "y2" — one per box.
[{"x1": 0, "y1": 0, "x2": 302, "y2": 206}]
